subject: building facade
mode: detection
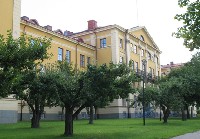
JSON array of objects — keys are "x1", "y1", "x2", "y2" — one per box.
[{"x1": 0, "y1": 0, "x2": 161, "y2": 122}]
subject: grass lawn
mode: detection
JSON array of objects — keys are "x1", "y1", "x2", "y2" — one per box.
[{"x1": 0, "y1": 118, "x2": 200, "y2": 139}]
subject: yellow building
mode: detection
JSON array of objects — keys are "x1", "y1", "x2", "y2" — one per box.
[{"x1": 0, "y1": 0, "x2": 161, "y2": 122}]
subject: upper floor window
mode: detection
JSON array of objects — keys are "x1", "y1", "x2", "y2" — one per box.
[
  {"x1": 132, "y1": 60, "x2": 134, "y2": 70},
  {"x1": 100, "y1": 38, "x2": 106, "y2": 48},
  {"x1": 87, "y1": 57, "x2": 91, "y2": 65},
  {"x1": 66, "y1": 50, "x2": 71, "y2": 63},
  {"x1": 58, "y1": 48, "x2": 63, "y2": 61},
  {"x1": 119, "y1": 39, "x2": 123, "y2": 48},
  {"x1": 140, "y1": 35, "x2": 145, "y2": 42},
  {"x1": 80, "y1": 54, "x2": 85, "y2": 67},
  {"x1": 135, "y1": 62, "x2": 138, "y2": 72},
  {"x1": 141, "y1": 49, "x2": 144, "y2": 57},
  {"x1": 119, "y1": 56, "x2": 124, "y2": 64},
  {"x1": 148, "y1": 52, "x2": 151, "y2": 60},
  {"x1": 134, "y1": 45, "x2": 137, "y2": 54}
]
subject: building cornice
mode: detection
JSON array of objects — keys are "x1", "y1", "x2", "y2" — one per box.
[{"x1": 20, "y1": 20, "x2": 95, "y2": 51}]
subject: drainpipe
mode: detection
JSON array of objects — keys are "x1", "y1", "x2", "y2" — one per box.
[
  {"x1": 125, "y1": 29, "x2": 129, "y2": 65},
  {"x1": 93, "y1": 30, "x2": 98, "y2": 66},
  {"x1": 75, "y1": 42, "x2": 79, "y2": 72}
]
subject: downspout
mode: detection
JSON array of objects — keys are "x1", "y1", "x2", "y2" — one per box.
[
  {"x1": 93, "y1": 30, "x2": 98, "y2": 66},
  {"x1": 125, "y1": 29, "x2": 129, "y2": 65},
  {"x1": 75, "y1": 42, "x2": 79, "y2": 73}
]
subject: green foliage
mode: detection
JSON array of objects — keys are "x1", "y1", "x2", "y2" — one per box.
[
  {"x1": 174, "y1": 0, "x2": 200, "y2": 50},
  {"x1": 0, "y1": 31, "x2": 51, "y2": 97}
]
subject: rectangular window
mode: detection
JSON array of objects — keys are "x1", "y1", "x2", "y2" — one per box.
[
  {"x1": 135, "y1": 62, "x2": 138, "y2": 72},
  {"x1": 58, "y1": 48, "x2": 63, "y2": 61},
  {"x1": 131, "y1": 43, "x2": 134, "y2": 52},
  {"x1": 66, "y1": 50, "x2": 71, "y2": 63},
  {"x1": 87, "y1": 57, "x2": 90, "y2": 65},
  {"x1": 141, "y1": 49, "x2": 144, "y2": 57},
  {"x1": 80, "y1": 54, "x2": 85, "y2": 67},
  {"x1": 132, "y1": 60, "x2": 134, "y2": 70},
  {"x1": 100, "y1": 38, "x2": 106, "y2": 48},
  {"x1": 148, "y1": 52, "x2": 151, "y2": 60},
  {"x1": 149, "y1": 67, "x2": 152, "y2": 73},
  {"x1": 134, "y1": 45, "x2": 137, "y2": 54},
  {"x1": 119, "y1": 39, "x2": 123, "y2": 48},
  {"x1": 119, "y1": 56, "x2": 123, "y2": 64},
  {"x1": 152, "y1": 69, "x2": 155, "y2": 76}
]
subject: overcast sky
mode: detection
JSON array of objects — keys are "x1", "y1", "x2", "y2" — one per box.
[{"x1": 21, "y1": 0, "x2": 196, "y2": 65}]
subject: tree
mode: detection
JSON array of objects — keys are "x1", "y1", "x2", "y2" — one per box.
[
  {"x1": 174, "y1": 0, "x2": 200, "y2": 50},
  {"x1": 83, "y1": 63, "x2": 138, "y2": 124},
  {"x1": 50, "y1": 62, "x2": 86, "y2": 136},
  {"x1": 137, "y1": 78, "x2": 185, "y2": 123},
  {"x1": 49, "y1": 61, "x2": 138, "y2": 136},
  {"x1": 0, "y1": 32, "x2": 52, "y2": 128},
  {"x1": 0, "y1": 32, "x2": 51, "y2": 97},
  {"x1": 15, "y1": 69, "x2": 59, "y2": 128}
]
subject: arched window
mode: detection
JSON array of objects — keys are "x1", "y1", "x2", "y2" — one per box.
[{"x1": 140, "y1": 35, "x2": 144, "y2": 42}]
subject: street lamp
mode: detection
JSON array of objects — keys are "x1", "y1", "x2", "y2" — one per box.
[{"x1": 142, "y1": 59, "x2": 147, "y2": 126}]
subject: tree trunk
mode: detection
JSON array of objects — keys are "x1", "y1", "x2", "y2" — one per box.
[
  {"x1": 94, "y1": 107, "x2": 97, "y2": 120},
  {"x1": 187, "y1": 106, "x2": 190, "y2": 119},
  {"x1": 162, "y1": 106, "x2": 170, "y2": 123},
  {"x1": 181, "y1": 109, "x2": 187, "y2": 121},
  {"x1": 89, "y1": 105, "x2": 94, "y2": 124},
  {"x1": 61, "y1": 107, "x2": 64, "y2": 121},
  {"x1": 31, "y1": 110, "x2": 40, "y2": 128},
  {"x1": 64, "y1": 107, "x2": 73, "y2": 136}
]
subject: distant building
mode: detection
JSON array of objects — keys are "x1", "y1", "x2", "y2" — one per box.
[{"x1": 161, "y1": 62, "x2": 184, "y2": 76}]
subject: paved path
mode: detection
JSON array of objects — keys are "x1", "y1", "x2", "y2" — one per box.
[{"x1": 171, "y1": 131, "x2": 200, "y2": 139}]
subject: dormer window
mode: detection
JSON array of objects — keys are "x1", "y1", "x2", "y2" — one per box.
[{"x1": 140, "y1": 35, "x2": 144, "y2": 42}]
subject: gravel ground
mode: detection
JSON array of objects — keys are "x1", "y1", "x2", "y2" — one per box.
[{"x1": 171, "y1": 131, "x2": 200, "y2": 139}]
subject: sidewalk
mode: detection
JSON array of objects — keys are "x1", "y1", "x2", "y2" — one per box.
[{"x1": 171, "y1": 131, "x2": 200, "y2": 139}]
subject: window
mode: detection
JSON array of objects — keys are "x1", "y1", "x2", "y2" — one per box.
[
  {"x1": 132, "y1": 60, "x2": 134, "y2": 70},
  {"x1": 66, "y1": 50, "x2": 71, "y2": 63},
  {"x1": 119, "y1": 56, "x2": 124, "y2": 64},
  {"x1": 30, "y1": 39, "x2": 35, "y2": 47},
  {"x1": 134, "y1": 45, "x2": 137, "y2": 54},
  {"x1": 148, "y1": 52, "x2": 151, "y2": 60},
  {"x1": 152, "y1": 69, "x2": 155, "y2": 76},
  {"x1": 100, "y1": 38, "x2": 106, "y2": 48},
  {"x1": 135, "y1": 62, "x2": 138, "y2": 72},
  {"x1": 142, "y1": 64, "x2": 145, "y2": 71},
  {"x1": 156, "y1": 56, "x2": 159, "y2": 64},
  {"x1": 141, "y1": 49, "x2": 144, "y2": 57},
  {"x1": 149, "y1": 67, "x2": 152, "y2": 73},
  {"x1": 140, "y1": 35, "x2": 144, "y2": 41},
  {"x1": 87, "y1": 57, "x2": 90, "y2": 65},
  {"x1": 80, "y1": 54, "x2": 85, "y2": 67},
  {"x1": 40, "y1": 64, "x2": 45, "y2": 73},
  {"x1": 58, "y1": 48, "x2": 63, "y2": 61},
  {"x1": 119, "y1": 39, "x2": 123, "y2": 48},
  {"x1": 130, "y1": 43, "x2": 134, "y2": 52}
]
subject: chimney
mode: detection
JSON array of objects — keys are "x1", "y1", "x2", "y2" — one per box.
[
  {"x1": 21, "y1": 16, "x2": 29, "y2": 21},
  {"x1": 44, "y1": 25, "x2": 52, "y2": 31},
  {"x1": 64, "y1": 30, "x2": 73, "y2": 36},
  {"x1": 88, "y1": 20, "x2": 97, "y2": 30},
  {"x1": 170, "y1": 62, "x2": 174, "y2": 65}
]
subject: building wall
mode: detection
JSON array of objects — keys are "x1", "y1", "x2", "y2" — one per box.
[
  {"x1": 20, "y1": 22, "x2": 95, "y2": 69},
  {"x1": 0, "y1": 96, "x2": 18, "y2": 123}
]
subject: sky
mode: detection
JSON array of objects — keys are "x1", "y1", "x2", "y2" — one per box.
[{"x1": 21, "y1": 0, "x2": 196, "y2": 65}]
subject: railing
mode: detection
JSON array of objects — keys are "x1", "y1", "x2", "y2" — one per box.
[{"x1": 134, "y1": 69, "x2": 160, "y2": 83}]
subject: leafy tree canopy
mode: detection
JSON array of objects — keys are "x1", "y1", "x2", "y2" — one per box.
[{"x1": 174, "y1": 0, "x2": 200, "y2": 50}]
